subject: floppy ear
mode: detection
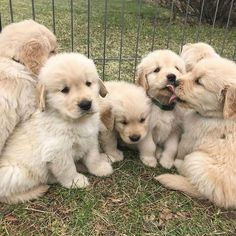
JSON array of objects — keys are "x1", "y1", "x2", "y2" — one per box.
[
  {"x1": 223, "y1": 86, "x2": 236, "y2": 120},
  {"x1": 37, "y1": 83, "x2": 46, "y2": 112},
  {"x1": 100, "y1": 106, "x2": 115, "y2": 131},
  {"x1": 19, "y1": 39, "x2": 47, "y2": 75},
  {"x1": 136, "y1": 64, "x2": 149, "y2": 91},
  {"x1": 98, "y1": 78, "x2": 108, "y2": 97}
]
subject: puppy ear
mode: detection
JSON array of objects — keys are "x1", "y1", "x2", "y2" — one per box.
[
  {"x1": 19, "y1": 39, "x2": 47, "y2": 75},
  {"x1": 37, "y1": 83, "x2": 46, "y2": 112},
  {"x1": 100, "y1": 106, "x2": 115, "y2": 131},
  {"x1": 223, "y1": 86, "x2": 236, "y2": 119},
  {"x1": 136, "y1": 64, "x2": 149, "y2": 91},
  {"x1": 98, "y1": 78, "x2": 108, "y2": 97}
]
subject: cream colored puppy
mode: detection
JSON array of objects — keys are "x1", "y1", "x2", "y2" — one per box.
[
  {"x1": 0, "y1": 20, "x2": 57, "y2": 154},
  {"x1": 0, "y1": 53, "x2": 113, "y2": 204},
  {"x1": 180, "y1": 42, "x2": 219, "y2": 72},
  {"x1": 100, "y1": 81, "x2": 157, "y2": 167},
  {"x1": 156, "y1": 57, "x2": 236, "y2": 209},
  {"x1": 137, "y1": 50, "x2": 186, "y2": 169}
]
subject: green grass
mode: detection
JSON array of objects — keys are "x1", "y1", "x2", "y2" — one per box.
[{"x1": 0, "y1": 0, "x2": 236, "y2": 235}]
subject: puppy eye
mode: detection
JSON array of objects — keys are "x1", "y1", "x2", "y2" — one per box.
[
  {"x1": 121, "y1": 120, "x2": 128, "y2": 125},
  {"x1": 195, "y1": 78, "x2": 201, "y2": 85},
  {"x1": 153, "y1": 67, "x2": 160, "y2": 73},
  {"x1": 50, "y1": 50, "x2": 56, "y2": 54},
  {"x1": 140, "y1": 118, "x2": 145, "y2": 123},
  {"x1": 61, "y1": 86, "x2": 70, "y2": 94},
  {"x1": 175, "y1": 66, "x2": 180, "y2": 72},
  {"x1": 86, "y1": 81, "x2": 92, "y2": 87}
]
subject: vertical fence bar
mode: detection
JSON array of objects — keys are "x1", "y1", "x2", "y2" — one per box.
[
  {"x1": 166, "y1": 0, "x2": 175, "y2": 49},
  {"x1": 9, "y1": 0, "x2": 14, "y2": 22},
  {"x1": 180, "y1": 0, "x2": 190, "y2": 51},
  {"x1": 209, "y1": 0, "x2": 219, "y2": 44},
  {"x1": 118, "y1": 0, "x2": 125, "y2": 80},
  {"x1": 102, "y1": 0, "x2": 108, "y2": 80},
  {"x1": 31, "y1": 0, "x2": 35, "y2": 20},
  {"x1": 233, "y1": 44, "x2": 236, "y2": 61},
  {"x1": 70, "y1": 0, "x2": 74, "y2": 52},
  {"x1": 220, "y1": 0, "x2": 234, "y2": 55},
  {"x1": 52, "y1": 0, "x2": 56, "y2": 34},
  {"x1": 196, "y1": 0, "x2": 205, "y2": 41},
  {"x1": 87, "y1": 0, "x2": 91, "y2": 58},
  {"x1": 0, "y1": 13, "x2": 2, "y2": 32},
  {"x1": 133, "y1": 0, "x2": 142, "y2": 81},
  {"x1": 151, "y1": 3, "x2": 158, "y2": 51}
]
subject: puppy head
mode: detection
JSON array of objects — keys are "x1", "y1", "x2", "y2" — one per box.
[
  {"x1": 136, "y1": 50, "x2": 185, "y2": 106},
  {"x1": 38, "y1": 53, "x2": 107, "y2": 120},
  {"x1": 175, "y1": 57, "x2": 236, "y2": 119},
  {"x1": 181, "y1": 42, "x2": 219, "y2": 72},
  {"x1": 107, "y1": 82, "x2": 152, "y2": 144},
  {"x1": 0, "y1": 20, "x2": 57, "y2": 75}
]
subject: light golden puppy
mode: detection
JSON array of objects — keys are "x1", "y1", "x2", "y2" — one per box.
[
  {"x1": 100, "y1": 81, "x2": 157, "y2": 167},
  {"x1": 137, "y1": 50, "x2": 186, "y2": 169},
  {"x1": 181, "y1": 42, "x2": 219, "y2": 72},
  {"x1": 0, "y1": 53, "x2": 113, "y2": 204},
  {"x1": 0, "y1": 20, "x2": 57, "y2": 154},
  {"x1": 156, "y1": 57, "x2": 236, "y2": 209}
]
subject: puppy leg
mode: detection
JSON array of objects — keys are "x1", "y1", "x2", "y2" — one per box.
[
  {"x1": 100, "y1": 130, "x2": 124, "y2": 163},
  {"x1": 138, "y1": 131, "x2": 157, "y2": 168},
  {"x1": 159, "y1": 131, "x2": 179, "y2": 169},
  {"x1": 83, "y1": 142, "x2": 113, "y2": 177},
  {"x1": 49, "y1": 154, "x2": 89, "y2": 188}
]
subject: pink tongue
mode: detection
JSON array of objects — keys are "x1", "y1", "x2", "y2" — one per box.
[{"x1": 166, "y1": 85, "x2": 177, "y2": 104}]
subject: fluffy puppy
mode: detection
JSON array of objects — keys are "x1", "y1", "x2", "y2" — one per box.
[
  {"x1": 0, "y1": 20, "x2": 57, "y2": 154},
  {"x1": 100, "y1": 81, "x2": 157, "y2": 167},
  {"x1": 156, "y1": 57, "x2": 236, "y2": 209},
  {"x1": 136, "y1": 50, "x2": 186, "y2": 169},
  {"x1": 180, "y1": 42, "x2": 219, "y2": 72},
  {"x1": 0, "y1": 53, "x2": 113, "y2": 204}
]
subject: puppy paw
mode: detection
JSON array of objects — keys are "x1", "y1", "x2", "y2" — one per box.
[
  {"x1": 141, "y1": 156, "x2": 157, "y2": 168},
  {"x1": 104, "y1": 150, "x2": 124, "y2": 163},
  {"x1": 62, "y1": 173, "x2": 89, "y2": 189},
  {"x1": 89, "y1": 160, "x2": 113, "y2": 177},
  {"x1": 159, "y1": 156, "x2": 174, "y2": 169}
]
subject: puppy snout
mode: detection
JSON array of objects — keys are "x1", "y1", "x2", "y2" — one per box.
[
  {"x1": 167, "y1": 74, "x2": 176, "y2": 83},
  {"x1": 78, "y1": 99, "x2": 92, "y2": 111},
  {"x1": 129, "y1": 135, "x2": 141, "y2": 142},
  {"x1": 174, "y1": 80, "x2": 180, "y2": 87}
]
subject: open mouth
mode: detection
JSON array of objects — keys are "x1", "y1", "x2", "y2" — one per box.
[{"x1": 166, "y1": 84, "x2": 177, "y2": 104}]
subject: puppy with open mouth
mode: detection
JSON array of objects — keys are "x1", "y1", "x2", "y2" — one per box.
[
  {"x1": 156, "y1": 57, "x2": 236, "y2": 209},
  {"x1": 136, "y1": 49, "x2": 186, "y2": 169},
  {"x1": 99, "y1": 81, "x2": 157, "y2": 167},
  {"x1": 0, "y1": 53, "x2": 113, "y2": 204}
]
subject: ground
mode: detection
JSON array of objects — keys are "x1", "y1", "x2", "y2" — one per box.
[{"x1": 0, "y1": 0, "x2": 236, "y2": 235}]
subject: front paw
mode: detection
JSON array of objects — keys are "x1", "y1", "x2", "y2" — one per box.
[
  {"x1": 159, "y1": 155, "x2": 174, "y2": 169},
  {"x1": 141, "y1": 156, "x2": 157, "y2": 168},
  {"x1": 89, "y1": 160, "x2": 113, "y2": 177},
  {"x1": 62, "y1": 173, "x2": 89, "y2": 188},
  {"x1": 104, "y1": 150, "x2": 124, "y2": 163}
]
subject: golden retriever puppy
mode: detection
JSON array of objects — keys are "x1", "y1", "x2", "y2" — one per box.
[
  {"x1": 100, "y1": 81, "x2": 157, "y2": 167},
  {"x1": 0, "y1": 53, "x2": 113, "y2": 204},
  {"x1": 180, "y1": 42, "x2": 219, "y2": 72},
  {"x1": 136, "y1": 50, "x2": 186, "y2": 169},
  {"x1": 0, "y1": 20, "x2": 57, "y2": 154},
  {"x1": 156, "y1": 57, "x2": 236, "y2": 209}
]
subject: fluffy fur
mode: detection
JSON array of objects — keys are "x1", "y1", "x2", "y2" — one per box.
[
  {"x1": 0, "y1": 53, "x2": 113, "y2": 204},
  {"x1": 99, "y1": 81, "x2": 157, "y2": 167},
  {"x1": 156, "y1": 57, "x2": 236, "y2": 209},
  {"x1": 136, "y1": 50, "x2": 186, "y2": 169},
  {"x1": 180, "y1": 42, "x2": 219, "y2": 72},
  {"x1": 0, "y1": 20, "x2": 57, "y2": 155}
]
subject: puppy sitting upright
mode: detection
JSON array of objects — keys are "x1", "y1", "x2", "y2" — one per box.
[
  {"x1": 100, "y1": 81, "x2": 157, "y2": 167},
  {"x1": 137, "y1": 50, "x2": 186, "y2": 169},
  {"x1": 0, "y1": 53, "x2": 113, "y2": 204},
  {"x1": 0, "y1": 20, "x2": 57, "y2": 154}
]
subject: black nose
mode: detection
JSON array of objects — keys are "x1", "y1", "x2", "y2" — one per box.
[
  {"x1": 79, "y1": 100, "x2": 92, "y2": 111},
  {"x1": 167, "y1": 74, "x2": 176, "y2": 83},
  {"x1": 129, "y1": 135, "x2": 141, "y2": 142}
]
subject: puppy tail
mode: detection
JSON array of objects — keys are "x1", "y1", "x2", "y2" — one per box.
[
  {"x1": 155, "y1": 174, "x2": 203, "y2": 199},
  {"x1": 0, "y1": 185, "x2": 49, "y2": 204}
]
